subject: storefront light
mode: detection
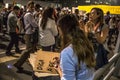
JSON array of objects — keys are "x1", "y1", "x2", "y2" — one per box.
[{"x1": 5, "y1": 3, "x2": 9, "y2": 8}]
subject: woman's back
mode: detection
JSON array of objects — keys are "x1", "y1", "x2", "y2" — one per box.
[
  {"x1": 39, "y1": 18, "x2": 58, "y2": 46},
  {"x1": 60, "y1": 44, "x2": 94, "y2": 80}
]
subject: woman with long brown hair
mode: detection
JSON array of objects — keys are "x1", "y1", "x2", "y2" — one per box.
[
  {"x1": 85, "y1": 8, "x2": 109, "y2": 70},
  {"x1": 56, "y1": 14, "x2": 95, "y2": 80},
  {"x1": 38, "y1": 7, "x2": 58, "y2": 51}
]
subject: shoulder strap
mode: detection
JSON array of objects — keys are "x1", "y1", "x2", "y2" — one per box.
[
  {"x1": 99, "y1": 23, "x2": 104, "y2": 33},
  {"x1": 95, "y1": 23, "x2": 104, "y2": 34}
]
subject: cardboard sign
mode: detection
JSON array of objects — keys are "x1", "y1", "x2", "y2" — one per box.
[{"x1": 29, "y1": 50, "x2": 60, "y2": 74}]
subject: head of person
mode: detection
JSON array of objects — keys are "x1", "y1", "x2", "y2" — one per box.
[
  {"x1": 34, "y1": 4, "x2": 40, "y2": 12},
  {"x1": 75, "y1": 9, "x2": 79, "y2": 15},
  {"x1": 13, "y1": 6, "x2": 20, "y2": 15},
  {"x1": 27, "y1": 1, "x2": 34, "y2": 12},
  {"x1": 89, "y1": 7, "x2": 104, "y2": 24},
  {"x1": 57, "y1": 14, "x2": 95, "y2": 68},
  {"x1": 106, "y1": 11, "x2": 110, "y2": 15},
  {"x1": 43, "y1": 7, "x2": 55, "y2": 19},
  {"x1": 8, "y1": 5, "x2": 13, "y2": 11},
  {"x1": 40, "y1": 7, "x2": 55, "y2": 30},
  {"x1": 56, "y1": 7, "x2": 61, "y2": 13}
]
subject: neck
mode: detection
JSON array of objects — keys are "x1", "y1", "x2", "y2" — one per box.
[{"x1": 94, "y1": 22, "x2": 101, "y2": 32}]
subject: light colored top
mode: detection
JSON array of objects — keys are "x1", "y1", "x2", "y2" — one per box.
[
  {"x1": 60, "y1": 44, "x2": 94, "y2": 80},
  {"x1": 33, "y1": 11, "x2": 39, "y2": 24},
  {"x1": 38, "y1": 18, "x2": 58, "y2": 46},
  {"x1": 24, "y1": 12, "x2": 38, "y2": 34},
  {"x1": 109, "y1": 19, "x2": 116, "y2": 29},
  {"x1": 7, "y1": 11, "x2": 18, "y2": 33}
]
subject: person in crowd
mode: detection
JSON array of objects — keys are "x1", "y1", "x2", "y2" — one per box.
[
  {"x1": 85, "y1": 8, "x2": 109, "y2": 70},
  {"x1": 33, "y1": 3, "x2": 41, "y2": 50},
  {"x1": 56, "y1": 7, "x2": 62, "y2": 19},
  {"x1": 5, "y1": 6, "x2": 21, "y2": 56},
  {"x1": 79, "y1": 13, "x2": 90, "y2": 32},
  {"x1": 113, "y1": 19, "x2": 120, "y2": 78},
  {"x1": 104, "y1": 11, "x2": 111, "y2": 25},
  {"x1": 14, "y1": 1, "x2": 39, "y2": 71},
  {"x1": 114, "y1": 17, "x2": 120, "y2": 53},
  {"x1": 0, "y1": 9, "x2": 3, "y2": 33},
  {"x1": 2, "y1": 8, "x2": 7, "y2": 35},
  {"x1": 33, "y1": 3, "x2": 41, "y2": 24},
  {"x1": 74, "y1": 9, "x2": 80, "y2": 21},
  {"x1": 107, "y1": 16, "x2": 117, "y2": 48},
  {"x1": 6, "y1": 5, "x2": 13, "y2": 33},
  {"x1": 113, "y1": 15, "x2": 120, "y2": 45},
  {"x1": 55, "y1": 14, "x2": 95, "y2": 80},
  {"x1": 113, "y1": 18, "x2": 120, "y2": 78},
  {"x1": 24, "y1": 1, "x2": 39, "y2": 52},
  {"x1": 84, "y1": 13, "x2": 90, "y2": 24},
  {"x1": 38, "y1": 7, "x2": 58, "y2": 51},
  {"x1": 17, "y1": 8, "x2": 26, "y2": 44}
]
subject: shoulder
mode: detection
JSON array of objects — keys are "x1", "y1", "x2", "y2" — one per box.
[
  {"x1": 61, "y1": 45, "x2": 74, "y2": 58},
  {"x1": 8, "y1": 13, "x2": 15, "y2": 20},
  {"x1": 38, "y1": 18, "x2": 42, "y2": 25},
  {"x1": 8, "y1": 12, "x2": 14, "y2": 17},
  {"x1": 60, "y1": 45, "x2": 78, "y2": 66},
  {"x1": 48, "y1": 18, "x2": 55, "y2": 23},
  {"x1": 33, "y1": 11, "x2": 37, "y2": 15},
  {"x1": 24, "y1": 12, "x2": 32, "y2": 17}
]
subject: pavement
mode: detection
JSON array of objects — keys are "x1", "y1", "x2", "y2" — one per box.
[
  {"x1": 0, "y1": 33, "x2": 33, "y2": 80},
  {"x1": 0, "y1": 32, "x2": 120, "y2": 80},
  {"x1": 0, "y1": 33, "x2": 60, "y2": 80}
]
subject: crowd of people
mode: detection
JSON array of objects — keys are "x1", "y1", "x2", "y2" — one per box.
[{"x1": 0, "y1": 0, "x2": 120, "y2": 79}]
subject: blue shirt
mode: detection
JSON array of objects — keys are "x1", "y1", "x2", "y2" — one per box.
[{"x1": 60, "y1": 45, "x2": 94, "y2": 80}]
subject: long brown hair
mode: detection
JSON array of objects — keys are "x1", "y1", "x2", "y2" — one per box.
[
  {"x1": 57, "y1": 14, "x2": 96, "y2": 68},
  {"x1": 91, "y1": 7, "x2": 104, "y2": 25},
  {"x1": 40, "y1": 7, "x2": 54, "y2": 30}
]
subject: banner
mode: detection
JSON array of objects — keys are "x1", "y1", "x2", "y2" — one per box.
[{"x1": 78, "y1": 5, "x2": 120, "y2": 14}]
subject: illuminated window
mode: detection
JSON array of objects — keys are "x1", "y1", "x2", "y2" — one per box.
[{"x1": 85, "y1": 0, "x2": 90, "y2": 3}]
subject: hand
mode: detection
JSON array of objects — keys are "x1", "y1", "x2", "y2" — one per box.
[
  {"x1": 86, "y1": 21, "x2": 94, "y2": 27},
  {"x1": 79, "y1": 20, "x2": 85, "y2": 30},
  {"x1": 55, "y1": 65, "x2": 62, "y2": 77},
  {"x1": 53, "y1": 57, "x2": 62, "y2": 77},
  {"x1": 53, "y1": 57, "x2": 60, "y2": 68}
]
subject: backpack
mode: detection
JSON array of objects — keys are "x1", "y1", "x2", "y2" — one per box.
[{"x1": 17, "y1": 12, "x2": 26, "y2": 34}]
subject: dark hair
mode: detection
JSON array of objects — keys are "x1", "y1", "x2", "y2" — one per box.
[
  {"x1": 13, "y1": 6, "x2": 20, "y2": 10},
  {"x1": 35, "y1": 4, "x2": 41, "y2": 10},
  {"x1": 40, "y1": 7, "x2": 54, "y2": 30},
  {"x1": 56, "y1": 7, "x2": 61, "y2": 12},
  {"x1": 91, "y1": 8, "x2": 104, "y2": 25},
  {"x1": 75, "y1": 9, "x2": 79, "y2": 14},
  {"x1": 57, "y1": 14, "x2": 95, "y2": 68},
  {"x1": 8, "y1": 5, "x2": 13, "y2": 10},
  {"x1": 106, "y1": 11, "x2": 110, "y2": 15}
]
